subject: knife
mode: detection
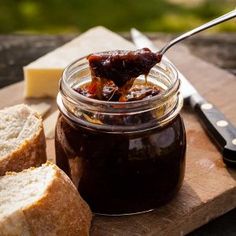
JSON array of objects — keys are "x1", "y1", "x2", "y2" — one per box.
[{"x1": 131, "y1": 28, "x2": 236, "y2": 166}]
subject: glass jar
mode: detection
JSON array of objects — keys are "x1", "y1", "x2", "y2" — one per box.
[{"x1": 55, "y1": 55, "x2": 186, "y2": 215}]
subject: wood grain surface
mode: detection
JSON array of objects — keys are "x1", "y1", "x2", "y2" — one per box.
[{"x1": 0, "y1": 27, "x2": 236, "y2": 236}]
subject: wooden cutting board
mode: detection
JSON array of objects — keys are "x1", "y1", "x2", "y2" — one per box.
[{"x1": 0, "y1": 28, "x2": 236, "y2": 236}]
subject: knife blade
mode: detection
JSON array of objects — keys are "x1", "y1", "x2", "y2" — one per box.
[{"x1": 131, "y1": 28, "x2": 236, "y2": 166}]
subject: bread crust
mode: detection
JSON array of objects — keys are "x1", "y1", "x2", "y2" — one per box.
[
  {"x1": 0, "y1": 163, "x2": 92, "y2": 236},
  {"x1": 0, "y1": 116, "x2": 47, "y2": 176},
  {"x1": 24, "y1": 163, "x2": 92, "y2": 236}
]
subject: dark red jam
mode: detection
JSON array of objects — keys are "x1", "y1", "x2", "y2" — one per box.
[
  {"x1": 55, "y1": 114, "x2": 186, "y2": 214},
  {"x1": 74, "y1": 81, "x2": 161, "y2": 102},
  {"x1": 86, "y1": 48, "x2": 162, "y2": 101}
]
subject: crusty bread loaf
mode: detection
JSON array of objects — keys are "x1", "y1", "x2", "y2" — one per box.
[
  {"x1": 0, "y1": 104, "x2": 46, "y2": 175},
  {"x1": 0, "y1": 162, "x2": 92, "y2": 236}
]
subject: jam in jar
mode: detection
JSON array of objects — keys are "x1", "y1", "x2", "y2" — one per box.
[{"x1": 55, "y1": 55, "x2": 186, "y2": 215}]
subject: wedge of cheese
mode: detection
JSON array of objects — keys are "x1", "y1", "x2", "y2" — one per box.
[{"x1": 24, "y1": 26, "x2": 134, "y2": 98}]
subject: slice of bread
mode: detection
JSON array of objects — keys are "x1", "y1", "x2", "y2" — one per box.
[
  {"x1": 0, "y1": 104, "x2": 46, "y2": 175},
  {"x1": 0, "y1": 162, "x2": 92, "y2": 236}
]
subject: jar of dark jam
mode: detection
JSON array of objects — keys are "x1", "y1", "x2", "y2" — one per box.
[{"x1": 55, "y1": 56, "x2": 186, "y2": 215}]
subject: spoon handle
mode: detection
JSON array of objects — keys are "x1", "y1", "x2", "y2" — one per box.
[{"x1": 159, "y1": 9, "x2": 236, "y2": 55}]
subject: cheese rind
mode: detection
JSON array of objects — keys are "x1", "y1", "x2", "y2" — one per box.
[{"x1": 24, "y1": 26, "x2": 134, "y2": 98}]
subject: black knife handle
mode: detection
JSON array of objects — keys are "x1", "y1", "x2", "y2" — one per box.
[{"x1": 190, "y1": 93, "x2": 236, "y2": 166}]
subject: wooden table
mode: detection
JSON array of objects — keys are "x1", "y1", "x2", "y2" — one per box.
[{"x1": 0, "y1": 33, "x2": 236, "y2": 235}]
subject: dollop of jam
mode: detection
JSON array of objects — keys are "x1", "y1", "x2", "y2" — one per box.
[{"x1": 76, "y1": 48, "x2": 162, "y2": 102}]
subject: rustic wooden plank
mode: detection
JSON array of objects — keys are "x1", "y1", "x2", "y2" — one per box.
[{"x1": 0, "y1": 28, "x2": 236, "y2": 236}]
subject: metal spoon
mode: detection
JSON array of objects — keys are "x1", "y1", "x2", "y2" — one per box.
[
  {"x1": 158, "y1": 9, "x2": 236, "y2": 56},
  {"x1": 86, "y1": 9, "x2": 236, "y2": 101}
]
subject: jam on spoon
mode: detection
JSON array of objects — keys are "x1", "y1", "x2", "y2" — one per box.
[
  {"x1": 87, "y1": 48, "x2": 161, "y2": 87},
  {"x1": 81, "y1": 48, "x2": 162, "y2": 102}
]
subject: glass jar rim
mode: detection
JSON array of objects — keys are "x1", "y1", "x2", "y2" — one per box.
[
  {"x1": 60, "y1": 52, "x2": 180, "y2": 112},
  {"x1": 58, "y1": 52, "x2": 183, "y2": 132}
]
